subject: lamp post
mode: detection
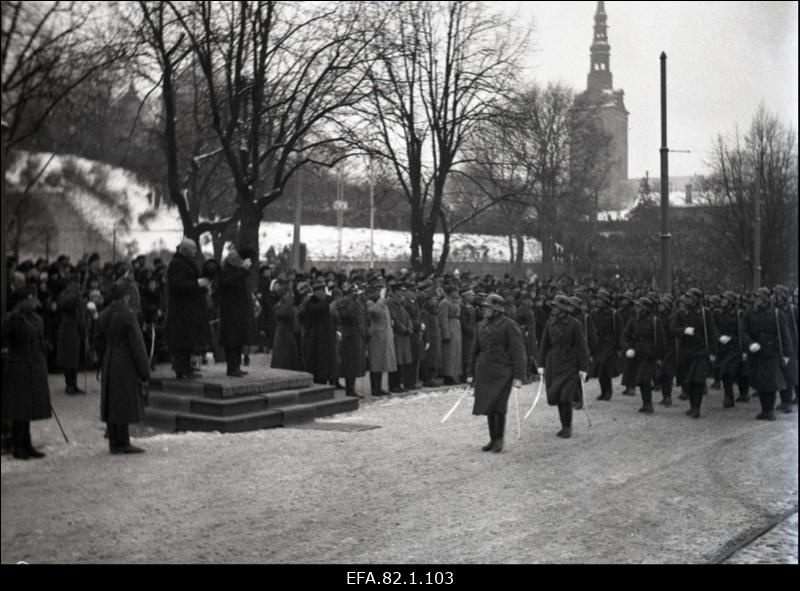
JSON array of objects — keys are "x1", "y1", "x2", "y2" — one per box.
[{"x1": 659, "y1": 52, "x2": 672, "y2": 294}]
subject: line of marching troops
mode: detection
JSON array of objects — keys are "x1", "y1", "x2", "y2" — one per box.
[{"x1": 3, "y1": 237, "x2": 798, "y2": 458}]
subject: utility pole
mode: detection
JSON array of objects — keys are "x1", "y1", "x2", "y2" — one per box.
[
  {"x1": 369, "y1": 157, "x2": 375, "y2": 269},
  {"x1": 292, "y1": 171, "x2": 303, "y2": 271},
  {"x1": 659, "y1": 52, "x2": 672, "y2": 294},
  {"x1": 333, "y1": 168, "x2": 348, "y2": 271}
]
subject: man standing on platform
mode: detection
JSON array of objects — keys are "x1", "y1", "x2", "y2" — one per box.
[{"x1": 165, "y1": 238, "x2": 210, "y2": 379}]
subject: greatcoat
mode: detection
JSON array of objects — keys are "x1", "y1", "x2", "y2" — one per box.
[
  {"x1": 95, "y1": 300, "x2": 150, "y2": 424},
  {"x1": 671, "y1": 305, "x2": 717, "y2": 387},
  {"x1": 621, "y1": 312, "x2": 666, "y2": 387},
  {"x1": 2, "y1": 309, "x2": 52, "y2": 421},
  {"x1": 537, "y1": 313, "x2": 591, "y2": 405},
  {"x1": 469, "y1": 314, "x2": 526, "y2": 415},
  {"x1": 438, "y1": 297, "x2": 462, "y2": 379},
  {"x1": 741, "y1": 305, "x2": 793, "y2": 393},
  {"x1": 270, "y1": 300, "x2": 301, "y2": 371},
  {"x1": 336, "y1": 296, "x2": 366, "y2": 378},
  {"x1": 56, "y1": 287, "x2": 85, "y2": 370},
  {"x1": 366, "y1": 297, "x2": 397, "y2": 373},
  {"x1": 165, "y1": 251, "x2": 210, "y2": 349}
]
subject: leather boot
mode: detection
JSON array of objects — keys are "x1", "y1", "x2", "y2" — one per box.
[
  {"x1": 482, "y1": 415, "x2": 495, "y2": 451},
  {"x1": 490, "y1": 414, "x2": 505, "y2": 452}
]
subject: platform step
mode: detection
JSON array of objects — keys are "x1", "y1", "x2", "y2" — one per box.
[
  {"x1": 281, "y1": 397, "x2": 360, "y2": 423},
  {"x1": 143, "y1": 407, "x2": 177, "y2": 432},
  {"x1": 174, "y1": 409, "x2": 284, "y2": 433}
]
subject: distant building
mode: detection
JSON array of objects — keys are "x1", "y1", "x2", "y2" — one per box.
[{"x1": 571, "y1": 1, "x2": 629, "y2": 211}]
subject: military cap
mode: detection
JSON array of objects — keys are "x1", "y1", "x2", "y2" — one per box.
[
  {"x1": 774, "y1": 285, "x2": 789, "y2": 298},
  {"x1": 596, "y1": 289, "x2": 612, "y2": 304},
  {"x1": 685, "y1": 287, "x2": 703, "y2": 301},
  {"x1": 553, "y1": 294, "x2": 574, "y2": 311},
  {"x1": 722, "y1": 290, "x2": 738, "y2": 303},
  {"x1": 481, "y1": 293, "x2": 506, "y2": 313},
  {"x1": 754, "y1": 287, "x2": 771, "y2": 299},
  {"x1": 636, "y1": 296, "x2": 654, "y2": 309}
]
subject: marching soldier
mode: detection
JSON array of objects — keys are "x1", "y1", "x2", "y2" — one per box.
[
  {"x1": 570, "y1": 295, "x2": 596, "y2": 410},
  {"x1": 621, "y1": 297, "x2": 666, "y2": 414},
  {"x1": 773, "y1": 285, "x2": 797, "y2": 413},
  {"x1": 741, "y1": 287, "x2": 793, "y2": 421},
  {"x1": 714, "y1": 291, "x2": 749, "y2": 407},
  {"x1": 590, "y1": 289, "x2": 620, "y2": 401},
  {"x1": 671, "y1": 288, "x2": 717, "y2": 418},
  {"x1": 617, "y1": 292, "x2": 636, "y2": 396},
  {"x1": 467, "y1": 294, "x2": 526, "y2": 453},
  {"x1": 708, "y1": 295, "x2": 724, "y2": 390},
  {"x1": 656, "y1": 294, "x2": 678, "y2": 406},
  {"x1": 537, "y1": 295, "x2": 591, "y2": 439}
]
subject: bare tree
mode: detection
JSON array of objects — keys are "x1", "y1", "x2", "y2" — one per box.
[
  {"x1": 159, "y1": 0, "x2": 377, "y2": 267},
  {"x1": 701, "y1": 106, "x2": 798, "y2": 288},
  {"x1": 2, "y1": 0, "x2": 129, "y2": 318},
  {"x1": 362, "y1": 0, "x2": 529, "y2": 273}
]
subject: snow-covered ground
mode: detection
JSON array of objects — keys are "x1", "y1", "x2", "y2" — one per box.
[{"x1": 6, "y1": 151, "x2": 541, "y2": 263}]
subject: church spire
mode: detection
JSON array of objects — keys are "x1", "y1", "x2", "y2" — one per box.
[{"x1": 587, "y1": 1, "x2": 613, "y2": 93}]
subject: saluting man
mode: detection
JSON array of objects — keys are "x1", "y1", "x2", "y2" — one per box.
[{"x1": 467, "y1": 294, "x2": 526, "y2": 453}]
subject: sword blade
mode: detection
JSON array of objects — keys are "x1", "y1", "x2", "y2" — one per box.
[
  {"x1": 524, "y1": 379, "x2": 544, "y2": 420},
  {"x1": 440, "y1": 385, "x2": 470, "y2": 423}
]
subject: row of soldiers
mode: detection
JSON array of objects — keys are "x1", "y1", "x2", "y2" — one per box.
[{"x1": 562, "y1": 285, "x2": 798, "y2": 421}]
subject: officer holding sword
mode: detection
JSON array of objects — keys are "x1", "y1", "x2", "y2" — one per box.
[{"x1": 466, "y1": 294, "x2": 526, "y2": 453}]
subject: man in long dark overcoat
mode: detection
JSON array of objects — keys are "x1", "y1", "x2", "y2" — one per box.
[
  {"x1": 56, "y1": 275, "x2": 86, "y2": 394},
  {"x1": 741, "y1": 287, "x2": 794, "y2": 421},
  {"x1": 216, "y1": 251, "x2": 254, "y2": 377},
  {"x1": 671, "y1": 288, "x2": 717, "y2": 418},
  {"x1": 298, "y1": 280, "x2": 337, "y2": 385},
  {"x1": 773, "y1": 285, "x2": 798, "y2": 413},
  {"x1": 714, "y1": 291, "x2": 750, "y2": 408},
  {"x1": 467, "y1": 294, "x2": 526, "y2": 453},
  {"x1": 165, "y1": 238, "x2": 210, "y2": 379},
  {"x1": 590, "y1": 289, "x2": 620, "y2": 401},
  {"x1": 537, "y1": 295, "x2": 591, "y2": 439},
  {"x1": 366, "y1": 281, "x2": 396, "y2": 396},
  {"x1": 621, "y1": 297, "x2": 666, "y2": 414},
  {"x1": 387, "y1": 283, "x2": 412, "y2": 392},
  {"x1": 95, "y1": 279, "x2": 150, "y2": 454},
  {"x1": 2, "y1": 286, "x2": 51, "y2": 459},
  {"x1": 655, "y1": 294, "x2": 679, "y2": 407},
  {"x1": 335, "y1": 284, "x2": 366, "y2": 398}
]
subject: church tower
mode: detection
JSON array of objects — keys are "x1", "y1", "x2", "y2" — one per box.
[{"x1": 573, "y1": 1, "x2": 629, "y2": 208}]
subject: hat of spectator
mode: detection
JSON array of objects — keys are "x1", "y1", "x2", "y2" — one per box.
[
  {"x1": 9, "y1": 284, "x2": 37, "y2": 310},
  {"x1": 109, "y1": 277, "x2": 132, "y2": 301},
  {"x1": 569, "y1": 296, "x2": 583, "y2": 310},
  {"x1": 311, "y1": 279, "x2": 326, "y2": 291},
  {"x1": 225, "y1": 251, "x2": 244, "y2": 268}
]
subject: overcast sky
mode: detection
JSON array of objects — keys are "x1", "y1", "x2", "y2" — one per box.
[{"x1": 497, "y1": 1, "x2": 799, "y2": 179}]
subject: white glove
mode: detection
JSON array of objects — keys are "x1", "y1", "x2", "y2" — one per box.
[
  {"x1": 578, "y1": 371, "x2": 588, "y2": 382},
  {"x1": 336, "y1": 331, "x2": 342, "y2": 342},
  {"x1": 626, "y1": 348, "x2": 635, "y2": 359},
  {"x1": 748, "y1": 342, "x2": 761, "y2": 353},
  {"x1": 466, "y1": 376, "x2": 473, "y2": 384},
  {"x1": 198, "y1": 278, "x2": 210, "y2": 288},
  {"x1": 380, "y1": 288, "x2": 387, "y2": 300},
  {"x1": 421, "y1": 322, "x2": 426, "y2": 331},
  {"x1": 742, "y1": 353, "x2": 748, "y2": 361},
  {"x1": 512, "y1": 379, "x2": 522, "y2": 389},
  {"x1": 782, "y1": 357, "x2": 790, "y2": 366},
  {"x1": 684, "y1": 327, "x2": 695, "y2": 336},
  {"x1": 243, "y1": 258, "x2": 252, "y2": 270},
  {"x1": 709, "y1": 355, "x2": 716, "y2": 363},
  {"x1": 425, "y1": 343, "x2": 430, "y2": 351},
  {"x1": 719, "y1": 335, "x2": 731, "y2": 345},
  {"x1": 537, "y1": 367, "x2": 545, "y2": 376}
]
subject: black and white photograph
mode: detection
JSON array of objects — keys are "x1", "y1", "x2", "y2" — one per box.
[{"x1": 1, "y1": 0, "x2": 797, "y2": 570}]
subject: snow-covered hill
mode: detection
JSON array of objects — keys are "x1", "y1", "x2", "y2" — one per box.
[{"x1": 6, "y1": 152, "x2": 542, "y2": 263}]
